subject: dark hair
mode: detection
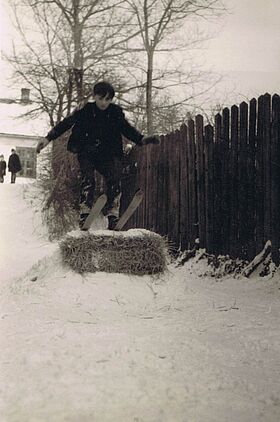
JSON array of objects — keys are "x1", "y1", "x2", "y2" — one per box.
[{"x1": 93, "y1": 81, "x2": 115, "y2": 99}]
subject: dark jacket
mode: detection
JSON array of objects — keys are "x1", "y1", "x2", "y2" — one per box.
[
  {"x1": 8, "y1": 153, "x2": 21, "y2": 173},
  {"x1": 0, "y1": 160, "x2": 6, "y2": 176},
  {"x1": 46, "y1": 102, "x2": 143, "y2": 158}
]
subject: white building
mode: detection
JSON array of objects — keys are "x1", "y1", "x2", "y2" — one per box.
[{"x1": 0, "y1": 88, "x2": 48, "y2": 179}]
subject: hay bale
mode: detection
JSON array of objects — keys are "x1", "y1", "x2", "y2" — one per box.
[{"x1": 59, "y1": 229, "x2": 168, "y2": 275}]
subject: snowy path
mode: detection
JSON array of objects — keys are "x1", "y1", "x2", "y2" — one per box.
[
  {"x1": 0, "y1": 181, "x2": 57, "y2": 284},
  {"x1": 0, "y1": 182, "x2": 280, "y2": 422}
]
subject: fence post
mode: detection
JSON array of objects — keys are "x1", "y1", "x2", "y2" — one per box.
[
  {"x1": 256, "y1": 95, "x2": 265, "y2": 253},
  {"x1": 187, "y1": 119, "x2": 198, "y2": 247},
  {"x1": 229, "y1": 105, "x2": 239, "y2": 257},
  {"x1": 146, "y1": 140, "x2": 160, "y2": 232},
  {"x1": 179, "y1": 124, "x2": 189, "y2": 250},
  {"x1": 155, "y1": 135, "x2": 167, "y2": 237},
  {"x1": 136, "y1": 143, "x2": 147, "y2": 229},
  {"x1": 195, "y1": 115, "x2": 206, "y2": 248},
  {"x1": 221, "y1": 108, "x2": 230, "y2": 255},
  {"x1": 167, "y1": 131, "x2": 181, "y2": 249},
  {"x1": 263, "y1": 94, "x2": 272, "y2": 244},
  {"x1": 205, "y1": 124, "x2": 214, "y2": 253},
  {"x1": 247, "y1": 98, "x2": 257, "y2": 259},
  {"x1": 271, "y1": 94, "x2": 280, "y2": 264},
  {"x1": 238, "y1": 101, "x2": 249, "y2": 259},
  {"x1": 213, "y1": 113, "x2": 222, "y2": 254}
]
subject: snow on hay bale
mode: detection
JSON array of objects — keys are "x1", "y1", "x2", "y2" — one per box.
[{"x1": 59, "y1": 229, "x2": 168, "y2": 275}]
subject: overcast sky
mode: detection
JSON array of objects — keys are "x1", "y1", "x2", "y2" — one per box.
[
  {"x1": 0, "y1": 0, "x2": 279, "y2": 103},
  {"x1": 206, "y1": 0, "x2": 280, "y2": 73},
  {"x1": 197, "y1": 0, "x2": 280, "y2": 105}
]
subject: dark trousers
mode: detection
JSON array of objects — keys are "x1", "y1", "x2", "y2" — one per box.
[
  {"x1": 78, "y1": 152, "x2": 122, "y2": 217},
  {"x1": 11, "y1": 173, "x2": 16, "y2": 183}
]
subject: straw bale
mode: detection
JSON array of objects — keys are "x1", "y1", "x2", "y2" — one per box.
[{"x1": 60, "y1": 229, "x2": 168, "y2": 275}]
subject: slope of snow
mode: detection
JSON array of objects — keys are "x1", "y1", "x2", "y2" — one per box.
[
  {"x1": 0, "y1": 180, "x2": 57, "y2": 285},
  {"x1": 0, "y1": 182, "x2": 280, "y2": 422}
]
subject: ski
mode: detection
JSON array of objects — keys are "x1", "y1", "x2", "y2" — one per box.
[
  {"x1": 82, "y1": 193, "x2": 107, "y2": 231},
  {"x1": 114, "y1": 189, "x2": 144, "y2": 231}
]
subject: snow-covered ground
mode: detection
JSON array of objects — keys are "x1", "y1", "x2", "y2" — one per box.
[{"x1": 0, "y1": 180, "x2": 280, "y2": 422}]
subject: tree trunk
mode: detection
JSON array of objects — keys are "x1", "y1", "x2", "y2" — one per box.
[{"x1": 73, "y1": 0, "x2": 84, "y2": 102}]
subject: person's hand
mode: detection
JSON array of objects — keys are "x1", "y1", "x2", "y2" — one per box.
[
  {"x1": 124, "y1": 143, "x2": 133, "y2": 155},
  {"x1": 140, "y1": 135, "x2": 160, "y2": 146},
  {"x1": 36, "y1": 138, "x2": 50, "y2": 154}
]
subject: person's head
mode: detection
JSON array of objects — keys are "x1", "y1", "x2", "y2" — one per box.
[
  {"x1": 11, "y1": 148, "x2": 16, "y2": 154},
  {"x1": 93, "y1": 81, "x2": 115, "y2": 111},
  {"x1": 0, "y1": 154, "x2": 3, "y2": 160}
]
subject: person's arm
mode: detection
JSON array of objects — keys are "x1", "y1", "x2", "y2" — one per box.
[
  {"x1": 36, "y1": 106, "x2": 83, "y2": 153},
  {"x1": 17, "y1": 156, "x2": 22, "y2": 172},
  {"x1": 116, "y1": 106, "x2": 159, "y2": 146},
  {"x1": 139, "y1": 135, "x2": 160, "y2": 145},
  {"x1": 116, "y1": 106, "x2": 143, "y2": 144}
]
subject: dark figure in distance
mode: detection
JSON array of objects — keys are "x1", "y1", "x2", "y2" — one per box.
[
  {"x1": 0, "y1": 154, "x2": 6, "y2": 183},
  {"x1": 8, "y1": 149, "x2": 22, "y2": 184}
]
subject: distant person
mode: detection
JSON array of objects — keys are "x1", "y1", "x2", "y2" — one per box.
[
  {"x1": 0, "y1": 154, "x2": 7, "y2": 183},
  {"x1": 8, "y1": 149, "x2": 22, "y2": 183}
]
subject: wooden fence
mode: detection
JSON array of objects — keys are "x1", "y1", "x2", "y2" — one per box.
[{"x1": 121, "y1": 93, "x2": 280, "y2": 263}]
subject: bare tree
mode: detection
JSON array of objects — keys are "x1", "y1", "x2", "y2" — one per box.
[
  {"x1": 3, "y1": 0, "x2": 225, "y2": 235},
  {"x1": 5, "y1": 0, "x2": 146, "y2": 231},
  {"x1": 6, "y1": 0, "x2": 224, "y2": 134},
  {"x1": 7, "y1": 0, "x2": 141, "y2": 125},
  {"x1": 120, "y1": 0, "x2": 225, "y2": 134}
]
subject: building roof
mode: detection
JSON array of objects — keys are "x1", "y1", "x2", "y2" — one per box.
[{"x1": 0, "y1": 91, "x2": 49, "y2": 137}]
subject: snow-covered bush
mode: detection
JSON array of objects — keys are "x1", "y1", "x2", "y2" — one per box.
[{"x1": 37, "y1": 137, "x2": 81, "y2": 239}]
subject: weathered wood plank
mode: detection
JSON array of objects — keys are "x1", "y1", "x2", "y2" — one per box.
[
  {"x1": 238, "y1": 101, "x2": 249, "y2": 259},
  {"x1": 179, "y1": 124, "x2": 189, "y2": 250},
  {"x1": 213, "y1": 113, "x2": 222, "y2": 254},
  {"x1": 255, "y1": 95, "x2": 265, "y2": 253},
  {"x1": 247, "y1": 98, "x2": 257, "y2": 259},
  {"x1": 221, "y1": 107, "x2": 230, "y2": 255},
  {"x1": 195, "y1": 114, "x2": 206, "y2": 248},
  {"x1": 263, "y1": 93, "x2": 272, "y2": 243},
  {"x1": 229, "y1": 105, "x2": 239, "y2": 257},
  {"x1": 187, "y1": 119, "x2": 198, "y2": 247},
  {"x1": 271, "y1": 94, "x2": 280, "y2": 264},
  {"x1": 205, "y1": 124, "x2": 214, "y2": 253}
]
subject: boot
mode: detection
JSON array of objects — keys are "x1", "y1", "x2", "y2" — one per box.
[
  {"x1": 79, "y1": 213, "x2": 89, "y2": 230},
  {"x1": 108, "y1": 215, "x2": 119, "y2": 230}
]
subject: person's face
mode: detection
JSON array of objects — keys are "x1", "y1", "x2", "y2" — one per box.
[{"x1": 94, "y1": 93, "x2": 113, "y2": 111}]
